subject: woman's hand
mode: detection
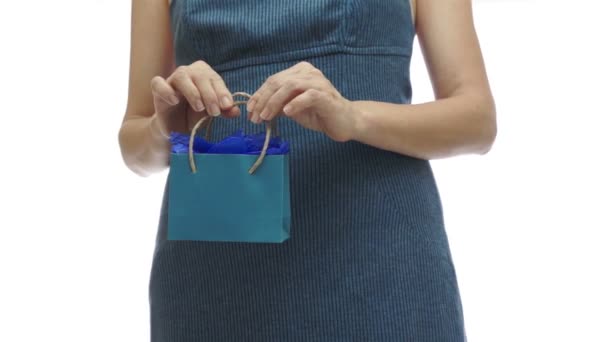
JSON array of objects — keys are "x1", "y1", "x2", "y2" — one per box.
[
  {"x1": 150, "y1": 60, "x2": 240, "y2": 137},
  {"x1": 247, "y1": 61, "x2": 359, "y2": 142}
]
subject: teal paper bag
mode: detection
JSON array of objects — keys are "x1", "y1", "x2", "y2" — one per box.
[{"x1": 167, "y1": 96, "x2": 291, "y2": 243}]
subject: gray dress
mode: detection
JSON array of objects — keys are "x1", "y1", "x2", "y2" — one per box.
[{"x1": 149, "y1": 1, "x2": 467, "y2": 341}]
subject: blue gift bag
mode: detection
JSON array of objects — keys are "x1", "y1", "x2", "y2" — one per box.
[{"x1": 167, "y1": 93, "x2": 291, "y2": 243}]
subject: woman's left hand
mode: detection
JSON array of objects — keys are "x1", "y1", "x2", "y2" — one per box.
[{"x1": 246, "y1": 61, "x2": 359, "y2": 142}]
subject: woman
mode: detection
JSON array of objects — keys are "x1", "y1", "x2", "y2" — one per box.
[{"x1": 118, "y1": 0, "x2": 496, "y2": 340}]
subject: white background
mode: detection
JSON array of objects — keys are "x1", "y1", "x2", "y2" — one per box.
[{"x1": 1, "y1": 0, "x2": 606, "y2": 341}]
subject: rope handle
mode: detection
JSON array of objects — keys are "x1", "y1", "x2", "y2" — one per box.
[{"x1": 188, "y1": 92, "x2": 274, "y2": 175}]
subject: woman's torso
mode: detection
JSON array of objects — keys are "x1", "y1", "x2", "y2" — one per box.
[{"x1": 169, "y1": 0, "x2": 415, "y2": 71}]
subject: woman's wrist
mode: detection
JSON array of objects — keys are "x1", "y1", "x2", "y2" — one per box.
[
  {"x1": 149, "y1": 113, "x2": 169, "y2": 139},
  {"x1": 148, "y1": 113, "x2": 171, "y2": 157},
  {"x1": 348, "y1": 100, "x2": 372, "y2": 143}
]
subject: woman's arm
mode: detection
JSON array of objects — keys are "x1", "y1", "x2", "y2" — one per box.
[
  {"x1": 119, "y1": 0, "x2": 241, "y2": 177},
  {"x1": 118, "y1": 0, "x2": 175, "y2": 176},
  {"x1": 351, "y1": 0, "x2": 496, "y2": 159},
  {"x1": 247, "y1": 0, "x2": 495, "y2": 160}
]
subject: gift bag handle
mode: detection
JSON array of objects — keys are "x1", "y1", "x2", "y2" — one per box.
[{"x1": 188, "y1": 92, "x2": 275, "y2": 175}]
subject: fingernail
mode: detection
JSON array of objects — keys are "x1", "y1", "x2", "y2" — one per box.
[
  {"x1": 221, "y1": 96, "x2": 232, "y2": 108},
  {"x1": 246, "y1": 99, "x2": 256, "y2": 112},
  {"x1": 195, "y1": 100, "x2": 205, "y2": 112},
  {"x1": 210, "y1": 104, "x2": 221, "y2": 117},
  {"x1": 283, "y1": 105, "x2": 292, "y2": 115},
  {"x1": 259, "y1": 111, "x2": 268, "y2": 120},
  {"x1": 170, "y1": 95, "x2": 179, "y2": 105}
]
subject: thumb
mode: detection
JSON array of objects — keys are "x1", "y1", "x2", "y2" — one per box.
[{"x1": 151, "y1": 76, "x2": 181, "y2": 115}]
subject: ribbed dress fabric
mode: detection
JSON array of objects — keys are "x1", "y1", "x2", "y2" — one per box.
[{"x1": 149, "y1": 1, "x2": 467, "y2": 341}]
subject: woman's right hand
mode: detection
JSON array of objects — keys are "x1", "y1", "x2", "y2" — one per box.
[{"x1": 150, "y1": 60, "x2": 240, "y2": 137}]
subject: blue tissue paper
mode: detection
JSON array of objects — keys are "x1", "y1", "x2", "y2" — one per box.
[{"x1": 169, "y1": 129, "x2": 289, "y2": 155}]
